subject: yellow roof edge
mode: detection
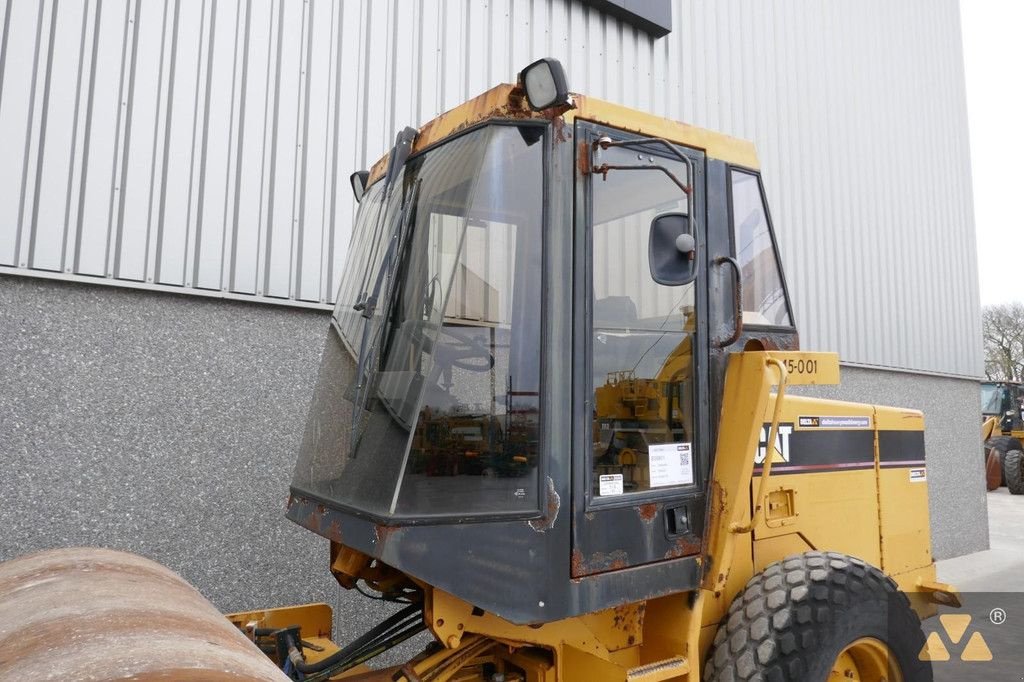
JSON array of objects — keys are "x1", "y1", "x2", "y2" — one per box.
[
  {"x1": 367, "y1": 83, "x2": 760, "y2": 183},
  {"x1": 569, "y1": 94, "x2": 760, "y2": 169}
]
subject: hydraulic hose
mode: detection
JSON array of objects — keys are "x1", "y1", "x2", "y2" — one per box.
[{"x1": 285, "y1": 603, "x2": 424, "y2": 676}]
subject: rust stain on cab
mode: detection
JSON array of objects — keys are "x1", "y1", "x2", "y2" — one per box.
[
  {"x1": 571, "y1": 549, "x2": 586, "y2": 578},
  {"x1": 374, "y1": 524, "x2": 398, "y2": 546},
  {"x1": 664, "y1": 535, "x2": 702, "y2": 560},
  {"x1": 637, "y1": 503, "x2": 659, "y2": 522}
]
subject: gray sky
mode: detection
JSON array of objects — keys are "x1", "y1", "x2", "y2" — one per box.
[{"x1": 961, "y1": 1, "x2": 1024, "y2": 306}]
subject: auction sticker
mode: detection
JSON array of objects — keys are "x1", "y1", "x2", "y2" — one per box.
[
  {"x1": 798, "y1": 415, "x2": 871, "y2": 429},
  {"x1": 649, "y1": 442, "x2": 694, "y2": 487},
  {"x1": 599, "y1": 474, "x2": 624, "y2": 496}
]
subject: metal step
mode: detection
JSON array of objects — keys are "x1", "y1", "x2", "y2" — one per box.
[{"x1": 626, "y1": 655, "x2": 689, "y2": 682}]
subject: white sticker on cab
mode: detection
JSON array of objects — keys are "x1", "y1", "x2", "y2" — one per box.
[
  {"x1": 649, "y1": 442, "x2": 694, "y2": 488},
  {"x1": 599, "y1": 473, "x2": 624, "y2": 496}
]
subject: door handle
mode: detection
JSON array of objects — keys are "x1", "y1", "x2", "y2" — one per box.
[{"x1": 713, "y1": 256, "x2": 743, "y2": 348}]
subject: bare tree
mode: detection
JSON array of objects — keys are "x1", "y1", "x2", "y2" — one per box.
[{"x1": 983, "y1": 303, "x2": 1024, "y2": 381}]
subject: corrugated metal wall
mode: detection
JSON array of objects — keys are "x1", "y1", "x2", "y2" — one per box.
[{"x1": 0, "y1": 0, "x2": 981, "y2": 376}]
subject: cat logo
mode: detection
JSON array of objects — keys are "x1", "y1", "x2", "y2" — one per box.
[
  {"x1": 753, "y1": 423, "x2": 793, "y2": 465},
  {"x1": 918, "y1": 614, "x2": 993, "y2": 662}
]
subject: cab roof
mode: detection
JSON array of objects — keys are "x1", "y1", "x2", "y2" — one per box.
[{"x1": 368, "y1": 83, "x2": 759, "y2": 183}]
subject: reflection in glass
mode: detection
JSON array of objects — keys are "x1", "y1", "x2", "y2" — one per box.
[
  {"x1": 980, "y1": 384, "x2": 1002, "y2": 416},
  {"x1": 731, "y1": 171, "x2": 792, "y2": 327},
  {"x1": 590, "y1": 144, "x2": 696, "y2": 498},
  {"x1": 292, "y1": 125, "x2": 544, "y2": 518}
]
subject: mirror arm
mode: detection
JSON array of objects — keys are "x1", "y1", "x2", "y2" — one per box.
[
  {"x1": 590, "y1": 163, "x2": 691, "y2": 195},
  {"x1": 595, "y1": 135, "x2": 688, "y2": 161},
  {"x1": 590, "y1": 136, "x2": 695, "y2": 196},
  {"x1": 714, "y1": 256, "x2": 743, "y2": 348}
]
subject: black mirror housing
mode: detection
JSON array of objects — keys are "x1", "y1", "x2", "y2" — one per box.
[
  {"x1": 649, "y1": 212, "x2": 697, "y2": 286},
  {"x1": 519, "y1": 58, "x2": 570, "y2": 111},
  {"x1": 350, "y1": 171, "x2": 369, "y2": 203}
]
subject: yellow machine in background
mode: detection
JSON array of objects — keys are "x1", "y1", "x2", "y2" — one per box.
[
  {"x1": 0, "y1": 59, "x2": 957, "y2": 682},
  {"x1": 982, "y1": 381, "x2": 1024, "y2": 493}
]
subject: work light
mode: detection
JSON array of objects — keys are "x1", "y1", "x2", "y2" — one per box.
[{"x1": 519, "y1": 58, "x2": 570, "y2": 111}]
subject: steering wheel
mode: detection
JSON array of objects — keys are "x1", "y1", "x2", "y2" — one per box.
[
  {"x1": 413, "y1": 277, "x2": 494, "y2": 373},
  {"x1": 434, "y1": 325, "x2": 495, "y2": 372}
]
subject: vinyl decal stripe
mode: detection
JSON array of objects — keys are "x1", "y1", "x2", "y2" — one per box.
[
  {"x1": 755, "y1": 461, "x2": 928, "y2": 476},
  {"x1": 754, "y1": 462, "x2": 875, "y2": 475},
  {"x1": 753, "y1": 424, "x2": 926, "y2": 475},
  {"x1": 756, "y1": 426, "x2": 874, "y2": 468},
  {"x1": 878, "y1": 430, "x2": 926, "y2": 462}
]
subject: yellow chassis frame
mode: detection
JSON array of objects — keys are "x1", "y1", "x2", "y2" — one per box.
[{"x1": 232, "y1": 351, "x2": 957, "y2": 681}]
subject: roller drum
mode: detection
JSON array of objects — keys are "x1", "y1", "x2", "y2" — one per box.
[{"x1": 0, "y1": 547, "x2": 289, "y2": 681}]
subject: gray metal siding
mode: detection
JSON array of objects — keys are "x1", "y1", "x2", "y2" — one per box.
[{"x1": 0, "y1": 0, "x2": 981, "y2": 377}]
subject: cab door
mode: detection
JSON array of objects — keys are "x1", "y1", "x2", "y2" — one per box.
[{"x1": 571, "y1": 122, "x2": 710, "y2": 576}]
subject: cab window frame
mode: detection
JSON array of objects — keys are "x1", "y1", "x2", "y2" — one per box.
[
  {"x1": 298, "y1": 118, "x2": 552, "y2": 526},
  {"x1": 725, "y1": 165, "x2": 797, "y2": 331},
  {"x1": 581, "y1": 125, "x2": 707, "y2": 511},
  {"x1": 391, "y1": 118, "x2": 551, "y2": 522}
]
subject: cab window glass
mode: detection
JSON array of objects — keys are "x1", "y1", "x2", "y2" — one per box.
[
  {"x1": 294, "y1": 124, "x2": 543, "y2": 518},
  {"x1": 980, "y1": 384, "x2": 1001, "y2": 416},
  {"x1": 730, "y1": 171, "x2": 792, "y2": 326},
  {"x1": 590, "y1": 144, "x2": 696, "y2": 499},
  {"x1": 391, "y1": 126, "x2": 543, "y2": 515}
]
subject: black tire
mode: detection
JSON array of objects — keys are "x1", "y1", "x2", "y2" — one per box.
[
  {"x1": 986, "y1": 435, "x2": 1022, "y2": 486},
  {"x1": 1005, "y1": 450, "x2": 1024, "y2": 495},
  {"x1": 702, "y1": 552, "x2": 931, "y2": 682}
]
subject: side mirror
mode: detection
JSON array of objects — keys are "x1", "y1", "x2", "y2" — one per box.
[
  {"x1": 649, "y1": 212, "x2": 697, "y2": 286},
  {"x1": 350, "y1": 171, "x2": 369, "y2": 203}
]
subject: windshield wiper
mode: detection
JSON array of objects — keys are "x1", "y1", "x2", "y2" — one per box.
[
  {"x1": 349, "y1": 126, "x2": 418, "y2": 454},
  {"x1": 351, "y1": 180, "x2": 421, "y2": 399},
  {"x1": 352, "y1": 126, "x2": 418, "y2": 315}
]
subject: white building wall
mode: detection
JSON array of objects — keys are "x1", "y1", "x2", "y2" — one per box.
[{"x1": 0, "y1": 0, "x2": 981, "y2": 376}]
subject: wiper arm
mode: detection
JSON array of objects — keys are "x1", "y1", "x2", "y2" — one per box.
[
  {"x1": 351, "y1": 126, "x2": 419, "y2": 316},
  {"x1": 348, "y1": 186, "x2": 420, "y2": 453},
  {"x1": 348, "y1": 127, "x2": 419, "y2": 453},
  {"x1": 353, "y1": 178, "x2": 421, "y2": 326}
]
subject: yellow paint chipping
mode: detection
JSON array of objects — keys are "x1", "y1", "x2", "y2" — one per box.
[{"x1": 366, "y1": 83, "x2": 761, "y2": 185}]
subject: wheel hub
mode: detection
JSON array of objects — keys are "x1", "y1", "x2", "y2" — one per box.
[{"x1": 829, "y1": 637, "x2": 903, "y2": 682}]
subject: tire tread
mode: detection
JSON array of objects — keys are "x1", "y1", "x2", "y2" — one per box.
[
  {"x1": 1005, "y1": 449, "x2": 1024, "y2": 495},
  {"x1": 702, "y1": 552, "x2": 927, "y2": 682}
]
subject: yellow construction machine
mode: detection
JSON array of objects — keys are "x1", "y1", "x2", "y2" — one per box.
[
  {"x1": 0, "y1": 58, "x2": 959, "y2": 681},
  {"x1": 981, "y1": 380, "x2": 1024, "y2": 493}
]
